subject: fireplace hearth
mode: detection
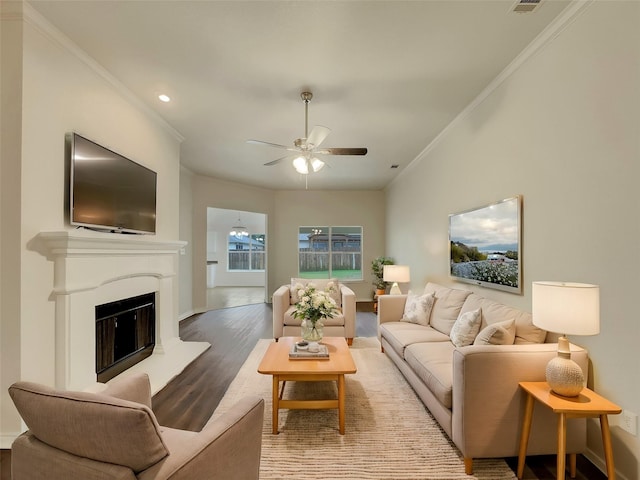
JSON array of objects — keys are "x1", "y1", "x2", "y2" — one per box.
[{"x1": 96, "y1": 292, "x2": 156, "y2": 383}]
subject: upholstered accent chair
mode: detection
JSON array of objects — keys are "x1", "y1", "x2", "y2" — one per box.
[
  {"x1": 272, "y1": 277, "x2": 356, "y2": 345},
  {"x1": 9, "y1": 373, "x2": 264, "y2": 480}
]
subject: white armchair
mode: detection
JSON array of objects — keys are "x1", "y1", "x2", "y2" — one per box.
[{"x1": 272, "y1": 279, "x2": 356, "y2": 345}]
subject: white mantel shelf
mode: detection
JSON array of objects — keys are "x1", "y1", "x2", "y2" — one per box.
[{"x1": 35, "y1": 230, "x2": 187, "y2": 257}]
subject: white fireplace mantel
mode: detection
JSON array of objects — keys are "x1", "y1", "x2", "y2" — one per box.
[{"x1": 35, "y1": 231, "x2": 209, "y2": 393}]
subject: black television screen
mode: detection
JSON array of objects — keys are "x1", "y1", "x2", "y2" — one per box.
[{"x1": 69, "y1": 133, "x2": 157, "y2": 234}]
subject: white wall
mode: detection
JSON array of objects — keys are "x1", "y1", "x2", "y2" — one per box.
[
  {"x1": 386, "y1": 2, "x2": 639, "y2": 478},
  {"x1": 178, "y1": 166, "x2": 194, "y2": 318},
  {"x1": 1, "y1": 5, "x2": 183, "y2": 446}
]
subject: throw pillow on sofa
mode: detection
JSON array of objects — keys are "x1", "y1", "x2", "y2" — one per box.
[
  {"x1": 401, "y1": 291, "x2": 435, "y2": 326},
  {"x1": 449, "y1": 308, "x2": 482, "y2": 347},
  {"x1": 474, "y1": 319, "x2": 516, "y2": 345}
]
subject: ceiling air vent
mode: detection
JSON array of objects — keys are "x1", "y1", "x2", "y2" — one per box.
[{"x1": 512, "y1": 0, "x2": 542, "y2": 13}]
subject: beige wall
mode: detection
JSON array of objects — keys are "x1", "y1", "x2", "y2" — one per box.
[
  {"x1": 190, "y1": 175, "x2": 276, "y2": 313},
  {"x1": 1, "y1": 5, "x2": 183, "y2": 446},
  {"x1": 185, "y1": 175, "x2": 386, "y2": 314},
  {"x1": 386, "y1": 2, "x2": 639, "y2": 478},
  {"x1": 272, "y1": 190, "x2": 385, "y2": 301}
]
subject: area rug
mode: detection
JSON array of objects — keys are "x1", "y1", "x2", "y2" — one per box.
[{"x1": 211, "y1": 337, "x2": 517, "y2": 480}]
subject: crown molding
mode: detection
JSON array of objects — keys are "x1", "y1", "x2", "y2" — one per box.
[
  {"x1": 22, "y1": 2, "x2": 184, "y2": 143},
  {"x1": 390, "y1": 0, "x2": 594, "y2": 189}
]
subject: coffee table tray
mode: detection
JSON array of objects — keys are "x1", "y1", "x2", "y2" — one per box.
[{"x1": 289, "y1": 343, "x2": 329, "y2": 359}]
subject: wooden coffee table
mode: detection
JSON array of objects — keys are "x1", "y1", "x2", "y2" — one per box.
[{"x1": 257, "y1": 336, "x2": 357, "y2": 435}]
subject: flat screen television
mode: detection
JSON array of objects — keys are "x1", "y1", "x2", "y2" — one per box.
[{"x1": 68, "y1": 133, "x2": 157, "y2": 234}]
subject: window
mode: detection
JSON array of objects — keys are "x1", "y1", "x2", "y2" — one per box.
[
  {"x1": 298, "y1": 226, "x2": 362, "y2": 281},
  {"x1": 228, "y1": 233, "x2": 265, "y2": 271}
]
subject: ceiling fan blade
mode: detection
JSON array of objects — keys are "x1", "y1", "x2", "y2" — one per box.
[
  {"x1": 263, "y1": 155, "x2": 290, "y2": 166},
  {"x1": 305, "y1": 126, "x2": 331, "y2": 149},
  {"x1": 247, "y1": 139, "x2": 299, "y2": 152},
  {"x1": 315, "y1": 147, "x2": 368, "y2": 156}
]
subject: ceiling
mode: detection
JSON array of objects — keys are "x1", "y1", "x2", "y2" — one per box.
[{"x1": 28, "y1": 0, "x2": 571, "y2": 191}]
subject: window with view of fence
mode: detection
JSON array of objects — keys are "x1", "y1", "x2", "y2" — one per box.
[
  {"x1": 298, "y1": 226, "x2": 362, "y2": 281},
  {"x1": 228, "y1": 234, "x2": 265, "y2": 271}
]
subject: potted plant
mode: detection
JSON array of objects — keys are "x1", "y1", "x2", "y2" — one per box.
[{"x1": 371, "y1": 256, "x2": 394, "y2": 296}]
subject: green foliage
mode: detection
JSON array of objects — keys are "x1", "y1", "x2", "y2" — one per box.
[
  {"x1": 450, "y1": 241, "x2": 487, "y2": 263},
  {"x1": 371, "y1": 256, "x2": 394, "y2": 289},
  {"x1": 505, "y1": 250, "x2": 518, "y2": 260}
]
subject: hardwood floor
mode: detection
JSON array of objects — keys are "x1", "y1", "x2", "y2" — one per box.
[{"x1": 0, "y1": 301, "x2": 606, "y2": 479}]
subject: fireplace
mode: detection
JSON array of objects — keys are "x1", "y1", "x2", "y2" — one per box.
[
  {"x1": 35, "y1": 231, "x2": 210, "y2": 393},
  {"x1": 96, "y1": 292, "x2": 156, "y2": 383}
]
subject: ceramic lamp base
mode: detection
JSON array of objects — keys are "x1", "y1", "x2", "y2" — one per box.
[{"x1": 546, "y1": 336, "x2": 584, "y2": 397}]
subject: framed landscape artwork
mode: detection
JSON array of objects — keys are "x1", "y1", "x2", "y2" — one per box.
[{"x1": 448, "y1": 195, "x2": 522, "y2": 294}]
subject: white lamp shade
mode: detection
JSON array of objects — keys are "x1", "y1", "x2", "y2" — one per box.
[
  {"x1": 383, "y1": 265, "x2": 410, "y2": 283},
  {"x1": 293, "y1": 156, "x2": 308, "y2": 174},
  {"x1": 532, "y1": 281, "x2": 600, "y2": 336}
]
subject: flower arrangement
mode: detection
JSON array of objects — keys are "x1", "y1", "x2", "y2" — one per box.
[{"x1": 291, "y1": 282, "x2": 338, "y2": 325}]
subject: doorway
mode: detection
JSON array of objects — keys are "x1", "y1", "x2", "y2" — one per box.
[{"x1": 206, "y1": 208, "x2": 267, "y2": 311}]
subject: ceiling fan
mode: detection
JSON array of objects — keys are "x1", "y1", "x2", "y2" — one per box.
[{"x1": 247, "y1": 92, "x2": 367, "y2": 175}]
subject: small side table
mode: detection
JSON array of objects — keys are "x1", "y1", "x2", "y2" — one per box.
[{"x1": 517, "y1": 381, "x2": 622, "y2": 480}]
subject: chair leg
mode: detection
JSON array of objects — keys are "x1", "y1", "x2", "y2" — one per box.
[
  {"x1": 347, "y1": 338, "x2": 353, "y2": 346},
  {"x1": 464, "y1": 458, "x2": 473, "y2": 475}
]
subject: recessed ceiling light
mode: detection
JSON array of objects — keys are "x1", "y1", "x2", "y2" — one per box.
[{"x1": 158, "y1": 94, "x2": 171, "y2": 103}]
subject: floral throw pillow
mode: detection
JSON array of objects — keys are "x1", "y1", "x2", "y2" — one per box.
[
  {"x1": 401, "y1": 291, "x2": 435, "y2": 326},
  {"x1": 449, "y1": 308, "x2": 482, "y2": 347}
]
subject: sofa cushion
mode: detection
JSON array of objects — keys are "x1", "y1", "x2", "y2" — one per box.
[
  {"x1": 474, "y1": 319, "x2": 516, "y2": 345},
  {"x1": 404, "y1": 342, "x2": 455, "y2": 409},
  {"x1": 282, "y1": 304, "x2": 346, "y2": 327},
  {"x1": 9, "y1": 381, "x2": 168, "y2": 473},
  {"x1": 290, "y1": 277, "x2": 341, "y2": 307},
  {"x1": 401, "y1": 291, "x2": 435, "y2": 326},
  {"x1": 449, "y1": 308, "x2": 482, "y2": 347},
  {"x1": 459, "y1": 293, "x2": 547, "y2": 344},
  {"x1": 423, "y1": 283, "x2": 472, "y2": 336},
  {"x1": 379, "y1": 322, "x2": 450, "y2": 359}
]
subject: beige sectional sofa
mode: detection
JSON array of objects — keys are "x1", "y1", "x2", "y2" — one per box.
[{"x1": 378, "y1": 282, "x2": 588, "y2": 475}]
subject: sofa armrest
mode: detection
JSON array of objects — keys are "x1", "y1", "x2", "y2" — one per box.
[
  {"x1": 272, "y1": 285, "x2": 290, "y2": 340},
  {"x1": 340, "y1": 284, "x2": 356, "y2": 339},
  {"x1": 451, "y1": 343, "x2": 588, "y2": 460},
  {"x1": 141, "y1": 396, "x2": 265, "y2": 480},
  {"x1": 377, "y1": 294, "x2": 407, "y2": 325}
]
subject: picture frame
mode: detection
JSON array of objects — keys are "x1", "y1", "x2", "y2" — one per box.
[{"x1": 448, "y1": 195, "x2": 522, "y2": 294}]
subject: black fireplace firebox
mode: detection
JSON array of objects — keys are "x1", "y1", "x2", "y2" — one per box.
[{"x1": 95, "y1": 292, "x2": 155, "y2": 383}]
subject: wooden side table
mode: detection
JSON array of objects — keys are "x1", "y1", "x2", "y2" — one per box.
[{"x1": 517, "y1": 381, "x2": 622, "y2": 480}]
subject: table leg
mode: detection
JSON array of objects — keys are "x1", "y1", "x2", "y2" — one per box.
[
  {"x1": 600, "y1": 414, "x2": 616, "y2": 480},
  {"x1": 517, "y1": 393, "x2": 535, "y2": 479},
  {"x1": 338, "y1": 374, "x2": 346, "y2": 435},
  {"x1": 569, "y1": 453, "x2": 576, "y2": 478},
  {"x1": 272, "y1": 375, "x2": 279, "y2": 434},
  {"x1": 557, "y1": 413, "x2": 567, "y2": 480}
]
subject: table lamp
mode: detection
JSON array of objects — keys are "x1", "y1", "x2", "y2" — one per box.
[
  {"x1": 532, "y1": 281, "x2": 600, "y2": 397},
  {"x1": 383, "y1": 265, "x2": 410, "y2": 295}
]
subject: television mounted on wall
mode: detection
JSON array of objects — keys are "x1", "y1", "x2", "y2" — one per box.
[
  {"x1": 68, "y1": 133, "x2": 157, "y2": 234},
  {"x1": 448, "y1": 195, "x2": 522, "y2": 294}
]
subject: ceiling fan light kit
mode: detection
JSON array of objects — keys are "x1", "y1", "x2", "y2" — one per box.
[
  {"x1": 293, "y1": 155, "x2": 325, "y2": 175},
  {"x1": 247, "y1": 91, "x2": 367, "y2": 179}
]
